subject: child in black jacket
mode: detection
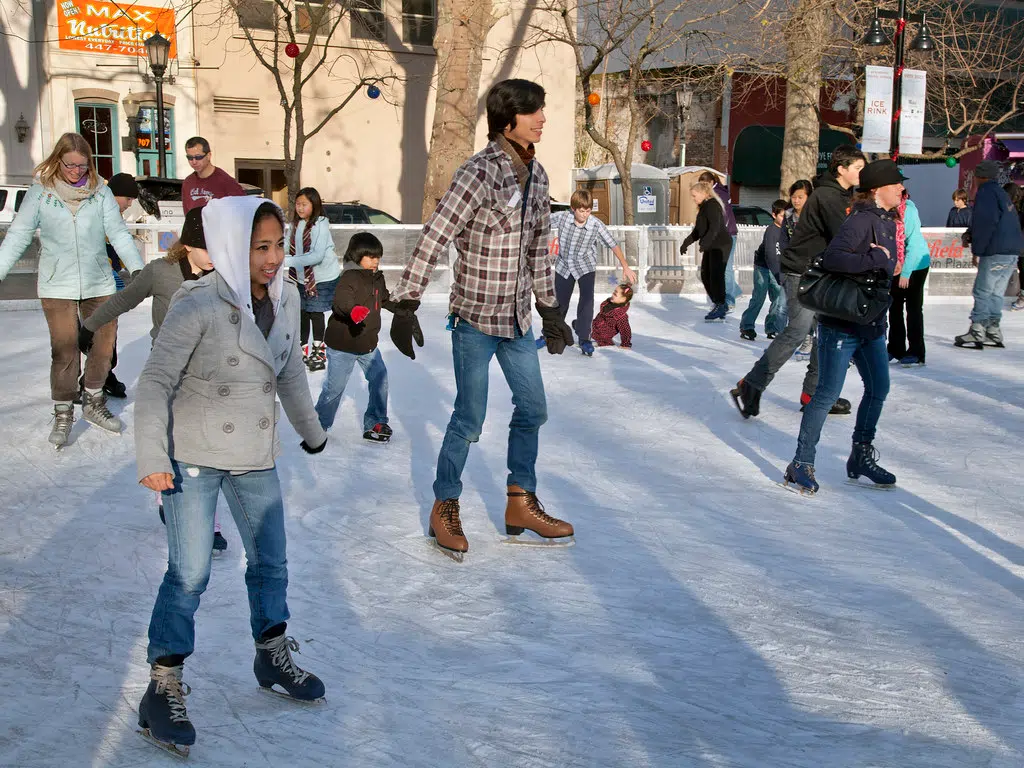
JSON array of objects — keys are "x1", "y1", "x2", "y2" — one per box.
[{"x1": 315, "y1": 232, "x2": 394, "y2": 441}]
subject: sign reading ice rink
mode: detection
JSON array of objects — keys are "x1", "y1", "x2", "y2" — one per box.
[{"x1": 57, "y1": 0, "x2": 177, "y2": 58}]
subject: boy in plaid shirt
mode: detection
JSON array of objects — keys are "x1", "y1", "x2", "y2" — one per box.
[
  {"x1": 388, "y1": 79, "x2": 575, "y2": 559},
  {"x1": 542, "y1": 189, "x2": 636, "y2": 356}
]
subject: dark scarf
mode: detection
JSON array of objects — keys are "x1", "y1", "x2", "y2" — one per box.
[
  {"x1": 495, "y1": 134, "x2": 535, "y2": 190},
  {"x1": 178, "y1": 258, "x2": 212, "y2": 282},
  {"x1": 288, "y1": 219, "x2": 317, "y2": 298}
]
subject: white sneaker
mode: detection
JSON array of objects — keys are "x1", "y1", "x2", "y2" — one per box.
[{"x1": 1011, "y1": 296, "x2": 1024, "y2": 311}]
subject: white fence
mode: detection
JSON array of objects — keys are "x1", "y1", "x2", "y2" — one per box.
[{"x1": 0, "y1": 221, "x2": 988, "y2": 302}]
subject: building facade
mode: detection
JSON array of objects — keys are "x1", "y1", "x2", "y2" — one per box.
[{"x1": 0, "y1": 0, "x2": 575, "y2": 222}]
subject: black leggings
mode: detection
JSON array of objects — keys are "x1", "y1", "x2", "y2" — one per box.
[
  {"x1": 700, "y1": 248, "x2": 728, "y2": 305},
  {"x1": 300, "y1": 311, "x2": 326, "y2": 346}
]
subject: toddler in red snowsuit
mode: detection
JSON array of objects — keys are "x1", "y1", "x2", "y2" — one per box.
[{"x1": 592, "y1": 283, "x2": 633, "y2": 348}]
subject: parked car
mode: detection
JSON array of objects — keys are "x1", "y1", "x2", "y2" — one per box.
[
  {"x1": 322, "y1": 202, "x2": 401, "y2": 225},
  {"x1": 0, "y1": 185, "x2": 29, "y2": 226},
  {"x1": 732, "y1": 205, "x2": 774, "y2": 226}
]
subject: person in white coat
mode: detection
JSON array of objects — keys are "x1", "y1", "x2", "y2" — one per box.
[
  {"x1": 0, "y1": 132, "x2": 144, "y2": 448},
  {"x1": 285, "y1": 187, "x2": 339, "y2": 371},
  {"x1": 132, "y1": 196, "x2": 328, "y2": 754}
]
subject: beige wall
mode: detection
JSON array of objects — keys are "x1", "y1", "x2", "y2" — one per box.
[{"x1": 192, "y1": 0, "x2": 575, "y2": 222}]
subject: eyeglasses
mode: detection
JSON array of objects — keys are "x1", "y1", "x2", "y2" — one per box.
[
  {"x1": 185, "y1": 153, "x2": 208, "y2": 162},
  {"x1": 61, "y1": 159, "x2": 90, "y2": 172}
]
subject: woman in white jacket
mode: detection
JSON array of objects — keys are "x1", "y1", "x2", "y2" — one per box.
[
  {"x1": 0, "y1": 132, "x2": 144, "y2": 448},
  {"x1": 285, "y1": 187, "x2": 339, "y2": 370},
  {"x1": 133, "y1": 196, "x2": 328, "y2": 756}
]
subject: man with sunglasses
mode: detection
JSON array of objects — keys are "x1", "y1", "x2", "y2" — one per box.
[{"x1": 181, "y1": 137, "x2": 245, "y2": 213}]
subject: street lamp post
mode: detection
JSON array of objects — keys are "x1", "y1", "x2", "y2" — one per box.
[
  {"x1": 122, "y1": 92, "x2": 143, "y2": 168},
  {"x1": 863, "y1": 2, "x2": 934, "y2": 160},
  {"x1": 144, "y1": 31, "x2": 172, "y2": 178}
]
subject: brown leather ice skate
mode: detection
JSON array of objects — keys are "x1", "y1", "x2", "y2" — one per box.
[
  {"x1": 429, "y1": 498, "x2": 468, "y2": 554},
  {"x1": 504, "y1": 486, "x2": 574, "y2": 539}
]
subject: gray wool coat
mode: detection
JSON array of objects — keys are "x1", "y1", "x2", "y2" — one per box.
[{"x1": 134, "y1": 272, "x2": 327, "y2": 482}]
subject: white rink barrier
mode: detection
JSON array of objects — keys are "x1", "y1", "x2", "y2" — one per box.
[{"x1": 0, "y1": 222, "x2": 994, "y2": 302}]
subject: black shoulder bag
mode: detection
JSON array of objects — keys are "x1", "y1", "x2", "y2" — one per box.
[{"x1": 797, "y1": 219, "x2": 892, "y2": 325}]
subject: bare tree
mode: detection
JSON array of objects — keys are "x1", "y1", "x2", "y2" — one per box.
[
  {"x1": 525, "y1": 0, "x2": 744, "y2": 224},
  {"x1": 220, "y1": 0, "x2": 399, "y2": 206},
  {"x1": 420, "y1": 0, "x2": 499, "y2": 223}
]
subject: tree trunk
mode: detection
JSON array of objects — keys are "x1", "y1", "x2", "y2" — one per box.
[
  {"x1": 421, "y1": 0, "x2": 493, "y2": 224},
  {"x1": 779, "y1": 0, "x2": 828, "y2": 197}
]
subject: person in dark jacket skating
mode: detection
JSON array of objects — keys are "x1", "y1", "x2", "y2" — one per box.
[
  {"x1": 698, "y1": 171, "x2": 741, "y2": 307},
  {"x1": 946, "y1": 188, "x2": 972, "y2": 228},
  {"x1": 739, "y1": 199, "x2": 787, "y2": 340},
  {"x1": 316, "y1": 232, "x2": 395, "y2": 441},
  {"x1": 730, "y1": 144, "x2": 865, "y2": 419},
  {"x1": 681, "y1": 180, "x2": 733, "y2": 321},
  {"x1": 783, "y1": 160, "x2": 904, "y2": 495},
  {"x1": 954, "y1": 161, "x2": 1024, "y2": 349}
]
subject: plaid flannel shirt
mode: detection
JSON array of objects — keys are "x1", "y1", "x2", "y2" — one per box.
[
  {"x1": 551, "y1": 211, "x2": 618, "y2": 279},
  {"x1": 390, "y1": 138, "x2": 556, "y2": 337}
]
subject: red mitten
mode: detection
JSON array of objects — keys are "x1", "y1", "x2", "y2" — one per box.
[{"x1": 350, "y1": 306, "x2": 370, "y2": 324}]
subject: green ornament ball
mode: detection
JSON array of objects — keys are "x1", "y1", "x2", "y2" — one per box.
[{"x1": 945, "y1": 156, "x2": 958, "y2": 168}]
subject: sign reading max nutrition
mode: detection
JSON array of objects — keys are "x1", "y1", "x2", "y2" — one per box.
[{"x1": 57, "y1": 1, "x2": 177, "y2": 58}]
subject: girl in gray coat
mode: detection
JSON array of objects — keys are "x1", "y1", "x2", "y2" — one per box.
[{"x1": 133, "y1": 196, "x2": 328, "y2": 755}]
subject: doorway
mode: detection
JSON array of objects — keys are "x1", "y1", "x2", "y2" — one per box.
[{"x1": 236, "y1": 160, "x2": 289, "y2": 207}]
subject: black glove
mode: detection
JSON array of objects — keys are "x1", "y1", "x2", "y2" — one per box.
[
  {"x1": 390, "y1": 299, "x2": 424, "y2": 360},
  {"x1": 78, "y1": 325, "x2": 95, "y2": 354},
  {"x1": 300, "y1": 437, "x2": 327, "y2": 454},
  {"x1": 536, "y1": 303, "x2": 574, "y2": 354}
]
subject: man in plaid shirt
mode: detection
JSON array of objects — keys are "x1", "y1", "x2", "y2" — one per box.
[
  {"x1": 389, "y1": 79, "x2": 575, "y2": 559},
  {"x1": 543, "y1": 189, "x2": 636, "y2": 356}
]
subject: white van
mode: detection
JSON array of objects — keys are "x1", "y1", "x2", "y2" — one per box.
[{"x1": 0, "y1": 185, "x2": 30, "y2": 226}]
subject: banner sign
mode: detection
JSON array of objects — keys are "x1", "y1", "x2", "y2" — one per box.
[
  {"x1": 862, "y1": 66, "x2": 893, "y2": 154},
  {"x1": 922, "y1": 229, "x2": 973, "y2": 269},
  {"x1": 899, "y1": 70, "x2": 927, "y2": 155},
  {"x1": 57, "y1": 1, "x2": 177, "y2": 58}
]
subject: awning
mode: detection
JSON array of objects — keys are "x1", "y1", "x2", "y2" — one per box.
[
  {"x1": 1000, "y1": 138, "x2": 1024, "y2": 158},
  {"x1": 732, "y1": 126, "x2": 852, "y2": 186}
]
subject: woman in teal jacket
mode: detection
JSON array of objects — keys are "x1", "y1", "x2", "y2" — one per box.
[
  {"x1": 0, "y1": 132, "x2": 144, "y2": 448},
  {"x1": 888, "y1": 193, "x2": 931, "y2": 366},
  {"x1": 284, "y1": 187, "x2": 339, "y2": 371}
]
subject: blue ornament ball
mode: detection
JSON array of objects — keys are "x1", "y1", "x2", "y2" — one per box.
[
  {"x1": 856, "y1": 142, "x2": 863, "y2": 150},
  {"x1": 367, "y1": 85, "x2": 381, "y2": 100}
]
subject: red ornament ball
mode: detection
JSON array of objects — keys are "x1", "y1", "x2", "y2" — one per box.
[
  {"x1": 285, "y1": 43, "x2": 300, "y2": 58},
  {"x1": 587, "y1": 93, "x2": 601, "y2": 106},
  {"x1": 641, "y1": 140, "x2": 652, "y2": 152}
]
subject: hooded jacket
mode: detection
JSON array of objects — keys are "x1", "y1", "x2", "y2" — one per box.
[
  {"x1": 0, "y1": 181, "x2": 144, "y2": 299},
  {"x1": 968, "y1": 180, "x2": 1023, "y2": 258},
  {"x1": 134, "y1": 196, "x2": 325, "y2": 481},
  {"x1": 781, "y1": 173, "x2": 854, "y2": 276},
  {"x1": 323, "y1": 260, "x2": 392, "y2": 355}
]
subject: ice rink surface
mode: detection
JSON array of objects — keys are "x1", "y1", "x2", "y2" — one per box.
[{"x1": 0, "y1": 296, "x2": 1021, "y2": 767}]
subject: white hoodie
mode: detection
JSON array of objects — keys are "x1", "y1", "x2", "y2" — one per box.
[{"x1": 202, "y1": 196, "x2": 285, "y2": 320}]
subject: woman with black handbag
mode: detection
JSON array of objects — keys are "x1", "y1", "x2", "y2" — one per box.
[{"x1": 784, "y1": 160, "x2": 905, "y2": 495}]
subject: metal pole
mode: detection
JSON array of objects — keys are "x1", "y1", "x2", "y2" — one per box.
[
  {"x1": 154, "y1": 74, "x2": 167, "y2": 178},
  {"x1": 890, "y1": 0, "x2": 908, "y2": 160}
]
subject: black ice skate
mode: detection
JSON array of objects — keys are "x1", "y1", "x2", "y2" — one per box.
[
  {"x1": 730, "y1": 379, "x2": 761, "y2": 419},
  {"x1": 137, "y1": 662, "x2": 195, "y2": 758},
  {"x1": 254, "y1": 629, "x2": 325, "y2": 703},
  {"x1": 212, "y1": 531, "x2": 228, "y2": 554},
  {"x1": 363, "y1": 423, "x2": 393, "y2": 443},
  {"x1": 846, "y1": 443, "x2": 896, "y2": 488},
  {"x1": 782, "y1": 461, "x2": 818, "y2": 495}
]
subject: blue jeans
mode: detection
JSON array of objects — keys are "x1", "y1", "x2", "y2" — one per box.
[
  {"x1": 794, "y1": 324, "x2": 890, "y2": 465},
  {"x1": 315, "y1": 347, "x2": 389, "y2": 431},
  {"x1": 433, "y1": 320, "x2": 548, "y2": 500},
  {"x1": 970, "y1": 254, "x2": 1017, "y2": 324},
  {"x1": 724, "y1": 235, "x2": 741, "y2": 305},
  {"x1": 740, "y1": 266, "x2": 786, "y2": 335},
  {"x1": 148, "y1": 462, "x2": 289, "y2": 662},
  {"x1": 555, "y1": 271, "x2": 596, "y2": 342}
]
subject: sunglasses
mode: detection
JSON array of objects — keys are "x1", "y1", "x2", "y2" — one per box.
[
  {"x1": 61, "y1": 159, "x2": 90, "y2": 172},
  {"x1": 185, "y1": 153, "x2": 208, "y2": 162}
]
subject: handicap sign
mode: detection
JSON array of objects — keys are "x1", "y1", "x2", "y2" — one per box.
[
  {"x1": 158, "y1": 231, "x2": 177, "y2": 252},
  {"x1": 642, "y1": 185, "x2": 653, "y2": 195}
]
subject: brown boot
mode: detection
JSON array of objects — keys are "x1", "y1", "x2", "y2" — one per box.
[
  {"x1": 505, "y1": 486, "x2": 574, "y2": 539},
  {"x1": 429, "y1": 498, "x2": 468, "y2": 553}
]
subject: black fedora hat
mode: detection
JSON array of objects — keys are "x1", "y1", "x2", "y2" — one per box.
[{"x1": 858, "y1": 159, "x2": 908, "y2": 191}]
